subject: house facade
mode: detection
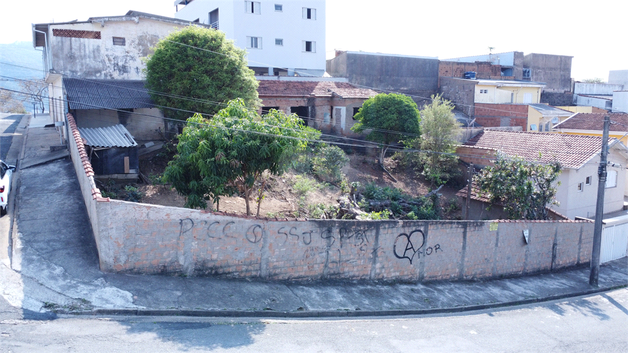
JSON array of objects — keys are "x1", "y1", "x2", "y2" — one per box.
[
  {"x1": 32, "y1": 11, "x2": 205, "y2": 140},
  {"x1": 458, "y1": 130, "x2": 628, "y2": 219},
  {"x1": 256, "y1": 77, "x2": 377, "y2": 136},
  {"x1": 174, "y1": 0, "x2": 326, "y2": 77},
  {"x1": 527, "y1": 104, "x2": 574, "y2": 132}
]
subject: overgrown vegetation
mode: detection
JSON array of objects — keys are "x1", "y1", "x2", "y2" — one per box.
[
  {"x1": 397, "y1": 94, "x2": 462, "y2": 186},
  {"x1": 475, "y1": 153, "x2": 561, "y2": 220},
  {"x1": 163, "y1": 100, "x2": 320, "y2": 216}
]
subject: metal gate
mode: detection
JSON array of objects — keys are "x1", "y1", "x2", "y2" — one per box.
[{"x1": 601, "y1": 215, "x2": 628, "y2": 264}]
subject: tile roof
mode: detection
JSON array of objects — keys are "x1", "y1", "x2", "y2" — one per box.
[
  {"x1": 553, "y1": 112, "x2": 628, "y2": 132},
  {"x1": 79, "y1": 124, "x2": 138, "y2": 148},
  {"x1": 257, "y1": 80, "x2": 378, "y2": 99},
  {"x1": 464, "y1": 129, "x2": 607, "y2": 169},
  {"x1": 64, "y1": 79, "x2": 154, "y2": 110}
]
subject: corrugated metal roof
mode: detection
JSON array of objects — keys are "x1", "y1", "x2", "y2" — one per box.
[
  {"x1": 79, "y1": 124, "x2": 138, "y2": 148},
  {"x1": 64, "y1": 78, "x2": 154, "y2": 110}
]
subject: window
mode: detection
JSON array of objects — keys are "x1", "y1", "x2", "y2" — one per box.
[
  {"x1": 112, "y1": 37, "x2": 125, "y2": 46},
  {"x1": 275, "y1": 38, "x2": 283, "y2": 46},
  {"x1": 606, "y1": 170, "x2": 618, "y2": 188},
  {"x1": 353, "y1": 107, "x2": 360, "y2": 120},
  {"x1": 302, "y1": 7, "x2": 316, "y2": 20},
  {"x1": 585, "y1": 176, "x2": 592, "y2": 185},
  {"x1": 275, "y1": 4, "x2": 283, "y2": 11},
  {"x1": 577, "y1": 182, "x2": 584, "y2": 192},
  {"x1": 245, "y1": 1, "x2": 261, "y2": 14},
  {"x1": 479, "y1": 89, "x2": 488, "y2": 94},
  {"x1": 530, "y1": 124, "x2": 537, "y2": 131},
  {"x1": 247, "y1": 36, "x2": 262, "y2": 49},
  {"x1": 539, "y1": 124, "x2": 543, "y2": 132},
  {"x1": 303, "y1": 40, "x2": 316, "y2": 52}
]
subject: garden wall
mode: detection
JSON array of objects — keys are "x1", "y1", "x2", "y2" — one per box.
[{"x1": 67, "y1": 114, "x2": 595, "y2": 282}]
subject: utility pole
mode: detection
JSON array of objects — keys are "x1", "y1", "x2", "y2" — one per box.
[
  {"x1": 589, "y1": 115, "x2": 610, "y2": 286},
  {"x1": 464, "y1": 163, "x2": 473, "y2": 220}
]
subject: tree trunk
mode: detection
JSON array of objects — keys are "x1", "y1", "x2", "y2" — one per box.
[
  {"x1": 379, "y1": 145, "x2": 398, "y2": 182},
  {"x1": 243, "y1": 184, "x2": 251, "y2": 215},
  {"x1": 256, "y1": 179, "x2": 266, "y2": 217}
]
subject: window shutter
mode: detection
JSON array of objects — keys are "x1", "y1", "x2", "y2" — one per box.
[
  {"x1": 312, "y1": 41, "x2": 316, "y2": 53},
  {"x1": 312, "y1": 8, "x2": 316, "y2": 20},
  {"x1": 302, "y1": 40, "x2": 306, "y2": 51},
  {"x1": 245, "y1": 1, "x2": 250, "y2": 13},
  {"x1": 302, "y1": 7, "x2": 307, "y2": 19},
  {"x1": 254, "y1": 1, "x2": 260, "y2": 14}
]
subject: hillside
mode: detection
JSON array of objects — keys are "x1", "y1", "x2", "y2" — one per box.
[{"x1": 0, "y1": 41, "x2": 45, "y2": 112}]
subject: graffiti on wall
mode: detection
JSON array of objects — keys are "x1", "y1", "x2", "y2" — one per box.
[{"x1": 393, "y1": 230, "x2": 442, "y2": 264}]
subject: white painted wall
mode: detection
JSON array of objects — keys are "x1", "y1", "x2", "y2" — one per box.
[
  {"x1": 175, "y1": 0, "x2": 326, "y2": 76},
  {"x1": 552, "y1": 148, "x2": 628, "y2": 219},
  {"x1": 574, "y1": 82, "x2": 624, "y2": 95},
  {"x1": 574, "y1": 95, "x2": 612, "y2": 111},
  {"x1": 612, "y1": 91, "x2": 628, "y2": 113},
  {"x1": 47, "y1": 18, "x2": 190, "y2": 79}
]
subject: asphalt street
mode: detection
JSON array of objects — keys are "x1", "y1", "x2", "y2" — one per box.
[{"x1": 0, "y1": 288, "x2": 626, "y2": 352}]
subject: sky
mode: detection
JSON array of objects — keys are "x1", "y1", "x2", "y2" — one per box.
[{"x1": 1, "y1": 0, "x2": 625, "y2": 81}]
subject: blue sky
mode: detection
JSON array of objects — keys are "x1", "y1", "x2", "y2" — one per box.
[{"x1": 1, "y1": 0, "x2": 624, "y2": 81}]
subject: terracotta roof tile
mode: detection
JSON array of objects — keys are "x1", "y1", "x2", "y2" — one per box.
[
  {"x1": 257, "y1": 80, "x2": 378, "y2": 99},
  {"x1": 464, "y1": 129, "x2": 605, "y2": 169},
  {"x1": 553, "y1": 112, "x2": 628, "y2": 132}
]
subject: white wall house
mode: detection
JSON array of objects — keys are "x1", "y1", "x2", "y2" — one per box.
[
  {"x1": 33, "y1": 11, "x2": 203, "y2": 140},
  {"x1": 174, "y1": 0, "x2": 326, "y2": 77},
  {"x1": 461, "y1": 130, "x2": 628, "y2": 220}
]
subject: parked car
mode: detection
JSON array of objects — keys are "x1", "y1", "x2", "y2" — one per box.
[{"x1": 0, "y1": 161, "x2": 16, "y2": 216}]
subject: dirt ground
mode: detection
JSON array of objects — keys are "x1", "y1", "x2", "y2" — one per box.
[{"x1": 133, "y1": 150, "x2": 463, "y2": 219}]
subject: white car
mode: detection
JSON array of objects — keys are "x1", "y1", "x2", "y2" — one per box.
[{"x1": 0, "y1": 161, "x2": 16, "y2": 216}]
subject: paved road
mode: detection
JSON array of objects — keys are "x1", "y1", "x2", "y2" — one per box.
[
  {"x1": 1, "y1": 288, "x2": 627, "y2": 352},
  {"x1": 0, "y1": 114, "x2": 21, "y2": 162}
]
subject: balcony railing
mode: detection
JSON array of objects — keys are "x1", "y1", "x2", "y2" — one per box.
[{"x1": 210, "y1": 21, "x2": 219, "y2": 30}]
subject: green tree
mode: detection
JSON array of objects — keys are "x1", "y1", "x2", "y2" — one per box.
[
  {"x1": 474, "y1": 154, "x2": 561, "y2": 220},
  {"x1": 164, "y1": 99, "x2": 320, "y2": 216},
  {"x1": 417, "y1": 94, "x2": 462, "y2": 185},
  {"x1": 145, "y1": 26, "x2": 259, "y2": 120},
  {"x1": 351, "y1": 93, "x2": 421, "y2": 168}
]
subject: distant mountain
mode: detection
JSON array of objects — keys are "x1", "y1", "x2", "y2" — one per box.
[{"x1": 0, "y1": 41, "x2": 45, "y2": 112}]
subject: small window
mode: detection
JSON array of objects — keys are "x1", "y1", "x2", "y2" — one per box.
[
  {"x1": 353, "y1": 107, "x2": 360, "y2": 120},
  {"x1": 530, "y1": 124, "x2": 537, "y2": 131},
  {"x1": 247, "y1": 36, "x2": 262, "y2": 49},
  {"x1": 112, "y1": 37, "x2": 125, "y2": 46},
  {"x1": 275, "y1": 38, "x2": 283, "y2": 46},
  {"x1": 303, "y1": 40, "x2": 316, "y2": 53},
  {"x1": 577, "y1": 182, "x2": 584, "y2": 192},
  {"x1": 539, "y1": 124, "x2": 543, "y2": 132},
  {"x1": 479, "y1": 89, "x2": 488, "y2": 94},
  {"x1": 606, "y1": 170, "x2": 618, "y2": 188},
  {"x1": 585, "y1": 176, "x2": 592, "y2": 185},
  {"x1": 245, "y1": 1, "x2": 261, "y2": 14},
  {"x1": 302, "y1": 7, "x2": 316, "y2": 20},
  {"x1": 275, "y1": 4, "x2": 283, "y2": 11}
]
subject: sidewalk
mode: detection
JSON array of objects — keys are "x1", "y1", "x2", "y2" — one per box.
[{"x1": 1, "y1": 115, "x2": 627, "y2": 319}]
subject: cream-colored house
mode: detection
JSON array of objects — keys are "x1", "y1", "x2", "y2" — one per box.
[
  {"x1": 527, "y1": 104, "x2": 574, "y2": 132},
  {"x1": 474, "y1": 79, "x2": 545, "y2": 104}
]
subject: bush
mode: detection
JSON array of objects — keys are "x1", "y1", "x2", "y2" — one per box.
[{"x1": 312, "y1": 145, "x2": 349, "y2": 184}]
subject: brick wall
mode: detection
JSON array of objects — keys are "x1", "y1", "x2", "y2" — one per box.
[
  {"x1": 67, "y1": 114, "x2": 594, "y2": 282},
  {"x1": 475, "y1": 103, "x2": 529, "y2": 130}
]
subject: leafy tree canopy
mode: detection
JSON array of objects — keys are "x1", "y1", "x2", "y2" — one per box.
[
  {"x1": 475, "y1": 154, "x2": 561, "y2": 220},
  {"x1": 164, "y1": 99, "x2": 320, "y2": 215},
  {"x1": 145, "y1": 26, "x2": 260, "y2": 120},
  {"x1": 351, "y1": 93, "x2": 421, "y2": 170},
  {"x1": 417, "y1": 94, "x2": 462, "y2": 185}
]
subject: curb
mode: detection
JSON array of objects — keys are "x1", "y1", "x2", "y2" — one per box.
[{"x1": 54, "y1": 283, "x2": 628, "y2": 319}]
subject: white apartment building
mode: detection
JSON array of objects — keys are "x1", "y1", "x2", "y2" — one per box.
[{"x1": 174, "y1": 0, "x2": 326, "y2": 77}]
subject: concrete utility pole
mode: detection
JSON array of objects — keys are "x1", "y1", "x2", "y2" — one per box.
[{"x1": 589, "y1": 115, "x2": 610, "y2": 287}]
